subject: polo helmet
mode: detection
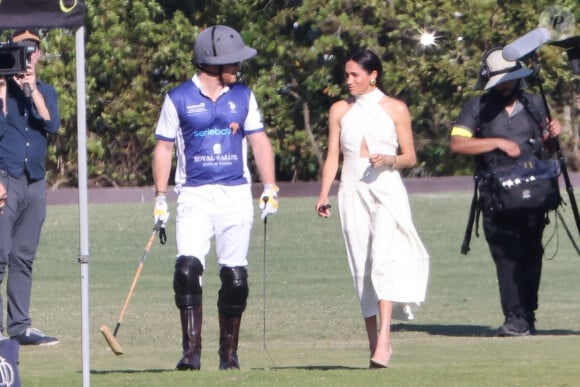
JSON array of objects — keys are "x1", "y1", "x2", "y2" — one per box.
[{"x1": 193, "y1": 25, "x2": 257, "y2": 65}]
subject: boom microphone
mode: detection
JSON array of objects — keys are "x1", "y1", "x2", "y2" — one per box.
[{"x1": 502, "y1": 27, "x2": 552, "y2": 61}]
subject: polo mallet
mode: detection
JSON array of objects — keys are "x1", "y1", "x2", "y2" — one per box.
[
  {"x1": 261, "y1": 197, "x2": 276, "y2": 368},
  {"x1": 100, "y1": 219, "x2": 163, "y2": 355},
  {"x1": 262, "y1": 206, "x2": 268, "y2": 350}
]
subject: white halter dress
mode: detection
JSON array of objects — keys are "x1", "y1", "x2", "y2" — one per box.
[{"x1": 337, "y1": 88, "x2": 429, "y2": 319}]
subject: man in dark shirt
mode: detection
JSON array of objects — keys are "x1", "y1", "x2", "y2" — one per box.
[
  {"x1": 450, "y1": 47, "x2": 561, "y2": 337},
  {"x1": 0, "y1": 29, "x2": 60, "y2": 345}
]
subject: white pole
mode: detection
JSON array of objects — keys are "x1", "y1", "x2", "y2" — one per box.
[{"x1": 75, "y1": 26, "x2": 91, "y2": 387}]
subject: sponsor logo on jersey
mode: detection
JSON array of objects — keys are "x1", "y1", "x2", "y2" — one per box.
[
  {"x1": 193, "y1": 154, "x2": 239, "y2": 163},
  {"x1": 187, "y1": 102, "x2": 207, "y2": 115},
  {"x1": 228, "y1": 100, "x2": 237, "y2": 113},
  {"x1": 194, "y1": 128, "x2": 233, "y2": 137}
]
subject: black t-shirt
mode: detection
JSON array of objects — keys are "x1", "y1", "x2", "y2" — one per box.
[{"x1": 453, "y1": 91, "x2": 548, "y2": 168}]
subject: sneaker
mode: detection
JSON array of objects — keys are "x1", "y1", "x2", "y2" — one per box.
[
  {"x1": 526, "y1": 312, "x2": 537, "y2": 335},
  {"x1": 12, "y1": 327, "x2": 59, "y2": 346},
  {"x1": 497, "y1": 313, "x2": 530, "y2": 337}
]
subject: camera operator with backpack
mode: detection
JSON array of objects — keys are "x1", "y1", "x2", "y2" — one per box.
[{"x1": 450, "y1": 47, "x2": 561, "y2": 337}]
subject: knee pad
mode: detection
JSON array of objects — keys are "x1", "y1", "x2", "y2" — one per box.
[
  {"x1": 173, "y1": 255, "x2": 204, "y2": 309},
  {"x1": 217, "y1": 266, "x2": 248, "y2": 316}
]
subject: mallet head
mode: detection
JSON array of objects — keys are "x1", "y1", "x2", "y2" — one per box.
[{"x1": 100, "y1": 325, "x2": 124, "y2": 355}]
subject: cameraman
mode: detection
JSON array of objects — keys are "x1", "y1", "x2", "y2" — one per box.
[
  {"x1": 450, "y1": 47, "x2": 561, "y2": 337},
  {"x1": 0, "y1": 29, "x2": 60, "y2": 345}
]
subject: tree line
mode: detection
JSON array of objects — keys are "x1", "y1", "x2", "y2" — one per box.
[{"x1": 21, "y1": 0, "x2": 580, "y2": 187}]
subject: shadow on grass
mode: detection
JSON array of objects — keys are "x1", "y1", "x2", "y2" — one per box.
[
  {"x1": 534, "y1": 328, "x2": 580, "y2": 336},
  {"x1": 393, "y1": 323, "x2": 580, "y2": 337},
  {"x1": 91, "y1": 366, "x2": 364, "y2": 374},
  {"x1": 90, "y1": 369, "x2": 173, "y2": 375},
  {"x1": 252, "y1": 365, "x2": 366, "y2": 371},
  {"x1": 393, "y1": 323, "x2": 497, "y2": 337}
]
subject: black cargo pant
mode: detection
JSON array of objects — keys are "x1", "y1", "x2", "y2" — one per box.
[{"x1": 482, "y1": 209, "x2": 546, "y2": 318}]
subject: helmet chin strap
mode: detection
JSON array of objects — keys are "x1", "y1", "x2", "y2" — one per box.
[
  {"x1": 199, "y1": 64, "x2": 238, "y2": 85},
  {"x1": 198, "y1": 64, "x2": 222, "y2": 76}
]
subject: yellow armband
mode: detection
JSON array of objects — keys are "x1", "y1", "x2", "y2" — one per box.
[{"x1": 450, "y1": 126, "x2": 473, "y2": 138}]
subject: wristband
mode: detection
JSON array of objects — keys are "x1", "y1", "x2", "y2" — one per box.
[{"x1": 263, "y1": 184, "x2": 279, "y2": 192}]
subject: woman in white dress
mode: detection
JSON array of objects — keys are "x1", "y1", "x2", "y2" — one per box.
[{"x1": 316, "y1": 48, "x2": 429, "y2": 369}]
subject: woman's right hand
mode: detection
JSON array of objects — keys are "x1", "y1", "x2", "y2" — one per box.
[{"x1": 315, "y1": 200, "x2": 332, "y2": 218}]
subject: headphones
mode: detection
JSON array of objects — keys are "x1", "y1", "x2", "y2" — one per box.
[
  {"x1": 479, "y1": 46, "x2": 522, "y2": 83},
  {"x1": 479, "y1": 47, "x2": 502, "y2": 82}
]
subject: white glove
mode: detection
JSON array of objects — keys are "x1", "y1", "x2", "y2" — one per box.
[
  {"x1": 153, "y1": 195, "x2": 170, "y2": 227},
  {"x1": 259, "y1": 184, "x2": 279, "y2": 220}
]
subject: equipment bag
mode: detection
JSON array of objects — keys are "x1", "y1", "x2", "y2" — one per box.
[{"x1": 479, "y1": 156, "x2": 561, "y2": 213}]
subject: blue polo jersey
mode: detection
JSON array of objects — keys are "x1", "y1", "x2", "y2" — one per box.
[{"x1": 155, "y1": 75, "x2": 264, "y2": 187}]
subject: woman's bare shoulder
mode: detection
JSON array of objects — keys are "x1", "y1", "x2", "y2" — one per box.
[
  {"x1": 330, "y1": 97, "x2": 355, "y2": 116},
  {"x1": 380, "y1": 95, "x2": 410, "y2": 116}
]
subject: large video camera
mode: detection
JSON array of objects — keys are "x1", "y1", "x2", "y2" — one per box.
[
  {"x1": 550, "y1": 36, "x2": 580, "y2": 75},
  {"x1": 0, "y1": 41, "x2": 36, "y2": 76}
]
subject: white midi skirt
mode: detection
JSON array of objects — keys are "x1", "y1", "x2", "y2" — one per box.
[{"x1": 338, "y1": 158, "x2": 429, "y2": 319}]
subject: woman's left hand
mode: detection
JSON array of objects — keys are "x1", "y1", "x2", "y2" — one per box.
[{"x1": 369, "y1": 154, "x2": 396, "y2": 168}]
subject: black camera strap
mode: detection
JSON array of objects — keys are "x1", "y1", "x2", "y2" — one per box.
[{"x1": 461, "y1": 175, "x2": 481, "y2": 255}]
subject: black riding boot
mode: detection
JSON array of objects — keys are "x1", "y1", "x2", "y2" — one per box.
[
  {"x1": 176, "y1": 306, "x2": 202, "y2": 370},
  {"x1": 218, "y1": 313, "x2": 241, "y2": 370}
]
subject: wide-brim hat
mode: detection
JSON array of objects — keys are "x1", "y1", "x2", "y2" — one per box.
[{"x1": 474, "y1": 47, "x2": 533, "y2": 90}]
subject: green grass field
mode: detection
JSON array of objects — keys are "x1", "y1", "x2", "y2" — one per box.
[{"x1": 13, "y1": 193, "x2": 580, "y2": 386}]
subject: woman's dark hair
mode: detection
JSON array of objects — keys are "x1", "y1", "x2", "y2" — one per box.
[{"x1": 345, "y1": 48, "x2": 383, "y2": 88}]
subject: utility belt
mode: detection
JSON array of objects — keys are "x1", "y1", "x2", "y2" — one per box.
[{"x1": 460, "y1": 155, "x2": 562, "y2": 255}]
